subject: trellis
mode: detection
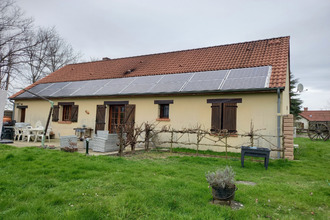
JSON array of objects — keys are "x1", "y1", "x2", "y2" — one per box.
[{"x1": 116, "y1": 122, "x2": 285, "y2": 158}]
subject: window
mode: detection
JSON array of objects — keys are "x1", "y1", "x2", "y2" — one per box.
[
  {"x1": 52, "y1": 102, "x2": 79, "y2": 123},
  {"x1": 154, "y1": 100, "x2": 173, "y2": 120},
  {"x1": 95, "y1": 102, "x2": 135, "y2": 134},
  {"x1": 62, "y1": 105, "x2": 72, "y2": 121},
  {"x1": 207, "y1": 99, "x2": 242, "y2": 133},
  {"x1": 159, "y1": 104, "x2": 169, "y2": 119},
  {"x1": 109, "y1": 105, "x2": 125, "y2": 133}
]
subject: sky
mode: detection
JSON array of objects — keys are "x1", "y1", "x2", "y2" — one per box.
[{"x1": 16, "y1": 0, "x2": 330, "y2": 110}]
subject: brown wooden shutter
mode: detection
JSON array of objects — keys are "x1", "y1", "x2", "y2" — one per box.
[
  {"x1": 222, "y1": 103, "x2": 237, "y2": 132},
  {"x1": 124, "y1": 104, "x2": 136, "y2": 142},
  {"x1": 52, "y1": 105, "x2": 59, "y2": 122},
  {"x1": 211, "y1": 104, "x2": 221, "y2": 132},
  {"x1": 71, "y1": 105, "x2": 79, "y2": 122},
  {"x1": 124, "y1": 104, "x2": 136, "y2": 126},
  {"x1": 95, "y1": 105, "x2": 106, "y2": 133}
]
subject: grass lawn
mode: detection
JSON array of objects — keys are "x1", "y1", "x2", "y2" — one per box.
[{"x1": 0, "y1": 137, "x2": 329, "y2": 219}]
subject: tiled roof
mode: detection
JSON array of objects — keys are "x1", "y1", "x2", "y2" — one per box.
[
  {"x1": 11, "y1": 36, "x2": 290, "y2": 98},
  {"x1": 300, "y1": 110, "x2": 330, "y2": 122}
]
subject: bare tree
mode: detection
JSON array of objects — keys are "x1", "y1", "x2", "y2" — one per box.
[
  {"x1": 21, "y1": 27, "x2": 53, "y2": 84},
  {"x1": 1, "y1": 0, "x2": 82, "y2": 90},
  {"x1": 44, "y1": 30, "x2": 81, "y2": 73},
  {"x1": 21, "y1": 27, "x2": 82, "y2": 84},
  {"x1": 0, "y1": 0, "x2": 33, "y2": 90}
]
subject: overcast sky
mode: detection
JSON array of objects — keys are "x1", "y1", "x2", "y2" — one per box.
[{"x1": 16, "y1": 0, "x2": 330, "y2": 110}]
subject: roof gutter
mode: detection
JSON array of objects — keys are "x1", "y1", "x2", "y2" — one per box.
[{"x1": 11, "y1": 87, "x2": 285, "y2": 100}]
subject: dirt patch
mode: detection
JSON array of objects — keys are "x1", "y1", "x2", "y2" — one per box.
[{"x1": 210, "y1": 200, "x2": 244, "y2": 210}]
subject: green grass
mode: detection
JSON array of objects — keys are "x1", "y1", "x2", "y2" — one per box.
[
  {"x1": 0, "y1": 138, "x2": 329, "y2": 219},
  {"x1": 170, "y1": 147, "x2": 241, "y2": 158}
]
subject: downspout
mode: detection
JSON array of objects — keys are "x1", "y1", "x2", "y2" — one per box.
[{"x1": 277, "y1": 88, "x2": 281, "y2": 158}]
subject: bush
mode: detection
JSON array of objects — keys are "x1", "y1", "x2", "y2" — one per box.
[{"x1": 205, "y1": 166, "x2": 235, "y2": 188}]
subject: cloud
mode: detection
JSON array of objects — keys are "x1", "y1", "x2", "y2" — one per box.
[
  {"x1": 299, "y1": 87, "x2": 330, "y2": 110},
  {"x1": 15, "y1": 0, "x2": 330, "y2": 110}
]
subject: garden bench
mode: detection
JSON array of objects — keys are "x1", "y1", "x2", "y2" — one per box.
[{"x1": 241, "y1": 146, "x2": 270, "y2": 170}]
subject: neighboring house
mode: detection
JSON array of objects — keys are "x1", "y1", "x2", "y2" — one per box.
[
  {"x1": 10, "y1": 36, "x2": 291, "y2": 151},
  {"x1": 298, "y1": 107, "x2": 330, "y2": 129}
]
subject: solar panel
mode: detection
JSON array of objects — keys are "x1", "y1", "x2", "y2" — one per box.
[
  {"x1": 73, "y1": 79, "x2": 111, "y2": 96},
  {"x1": 52, "y1": 88, "x2": 79, "y2": 97},
  {"x1": 228, "y1": 66, "x2": 270, "y2": 78},
  {"x1": 182, "y1": 80, "x2": 223, "y2": 92},
  {"x1": 16, "y1": 66, "x2": 272, "y2": 98},
  {"x1": 16, "y1": 84, "x2": 50, "y2": 98},
  {"x1": 190, "y1": 70, "x2": 228, "y2": 81},
  {"x1": 96, "y1": 84, "x2": 130, "y2": 95},
  {"x1": 31, "y1": 83, "x2": 53, "y2": 93},
  {"x1": 66, "y1": 81, "x2": 89, "y2": 89},
  {"x1": 38, "y1": 82, "x2": 70, "y2": 96},
  {"x1": 221, "y1": 66, "x2": 270, "y2": 90},
  {"x1": 132, "y1": 75, "x2": 163, "y2": 84},
  {"x1": 120, "y1": 84, "x2": 155, "y2": 94},
  {"x1": 94, "y1": 78, "x2": 135, "y2": 95},
  {"x1": 158, "y1": 73, "x2": 193, "y2": 83},
  {"x1": 108, "y1": 77, "x2": 135, "y2": 85},
  {"x1": 221, "y1": 77, "x2": 267, "y2": 90},
  {"x1": 149, "y1": 82, "x2": 186, "y2": 93},
  {"x1": 16, "y1": 91, "x2": 35, "y2": 98}
]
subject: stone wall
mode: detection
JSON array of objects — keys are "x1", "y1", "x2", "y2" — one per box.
[{"x1": 283, "y1": 114, "x2": 294, "y2": 160}]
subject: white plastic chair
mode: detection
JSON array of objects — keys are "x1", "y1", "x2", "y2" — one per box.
[
  {"x1": 35, "y1": 121, "x2": 42, "y2": 128},
  {"x1": 36, "y1": 128, "x2": 51, "y2": 143},
  {"x1": 14, "y1": 127, "x2": 22, "y2": 141},
  {"x1": 22, "y1": 126, "x2": 34, "y2": 142}
]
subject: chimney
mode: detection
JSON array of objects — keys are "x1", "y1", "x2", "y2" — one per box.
[
  {"x1": 304, "y1": 107, "x2": 308, "y2": 112},
  {"x1": 102, "y1": 57, "x2": 110, "y2": 61}
]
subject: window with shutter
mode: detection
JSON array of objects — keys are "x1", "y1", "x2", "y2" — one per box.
[
  {"x1": 52, "y1": 102, "x2": 78, "y2": 123},
  {"x1": 208, "y1": 99, "x2": 241, "y2": 133}
]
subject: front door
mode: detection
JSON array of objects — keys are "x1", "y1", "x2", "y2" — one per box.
[{"x1": 108, "y1": 105, "x2": 125, "y2": 133}]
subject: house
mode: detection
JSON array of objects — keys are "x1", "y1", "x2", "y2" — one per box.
[
  {"x1": 297, "y1": 107, "x2": 330, "y2": 129},
  {"x1": 10, "y1": 36, "x2": 292, "y2": 155}
]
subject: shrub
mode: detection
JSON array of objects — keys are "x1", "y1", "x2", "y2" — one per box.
[{"x1": 205, "y1": 166, "x2": 235, "y2": 188}]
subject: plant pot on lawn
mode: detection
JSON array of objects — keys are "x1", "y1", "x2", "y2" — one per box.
[{"x1": 206, "y1": 166, "x2": 237, "y2": 204}]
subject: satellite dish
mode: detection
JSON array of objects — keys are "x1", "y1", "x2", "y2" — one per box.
[{"x1": 297, "y1": 83, "x2": 304, "y2": 92}]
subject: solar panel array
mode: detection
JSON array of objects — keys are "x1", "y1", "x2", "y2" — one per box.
[{"x1": 17, "y1": 66, "x2": 271, "y2": 99}]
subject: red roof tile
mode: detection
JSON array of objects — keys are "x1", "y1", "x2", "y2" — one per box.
[
  {"x1": 11, "y1": 36, "x2": 290, "y2": 98},
  {"x1": 300, "y1": 110, "x2": 330, "y2": 122}
]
